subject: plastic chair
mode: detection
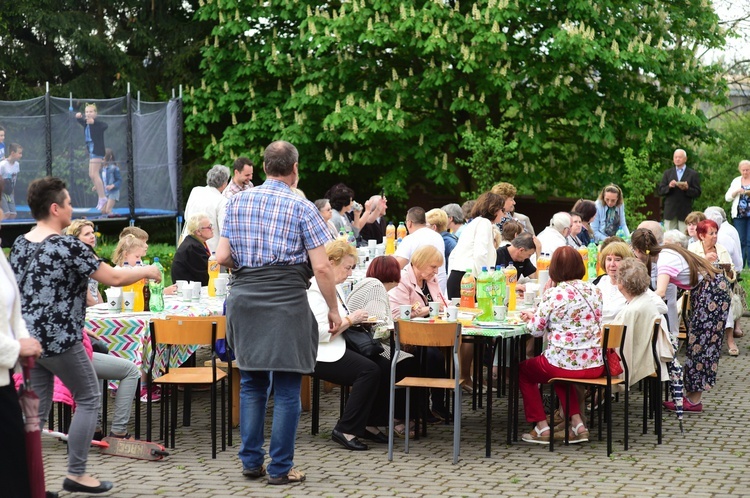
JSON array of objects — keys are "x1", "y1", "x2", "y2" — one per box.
[
  {"x1": 146, "y1": 316, "x2": 229, "y2": 459},
  {"x1": 549, "y1": 324, "x2": 628, "y2": 456},
  {"x1": 388, "y1": 320, "x2": 462, "y2": 464}
]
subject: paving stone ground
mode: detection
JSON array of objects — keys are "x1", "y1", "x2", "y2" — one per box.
[{"x1": 41, "y1": 324, "x2": 750, "y2": 497}]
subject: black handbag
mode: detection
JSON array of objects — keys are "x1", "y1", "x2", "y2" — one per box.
[{"x1": 342, "y1": 325, "x2": 384, "y2": 358}]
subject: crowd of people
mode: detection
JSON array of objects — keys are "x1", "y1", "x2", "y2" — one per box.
[{"x1": 1, "y1": 142, "x2": 748, "y2": 494}]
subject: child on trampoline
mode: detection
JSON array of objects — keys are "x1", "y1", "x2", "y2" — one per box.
[
  {"x1": 76, "y1": 103, "x2": 109, "y2": 211},
  {"x1": 0, "y1": 142, "x2": 22, "y2": 220},
  {"x1": 98, "y1": 148, "x2": 121, "y2": 216},
  {"x1": 0, "y1": 125, "x2": 6, "y2": 160}
]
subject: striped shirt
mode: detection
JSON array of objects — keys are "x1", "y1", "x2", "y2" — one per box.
[
  {"x1": 223, "y1": 179, "x2": 253, "y2": 199},
  {"x1": 222, "y1": 179, "x2": 332, "y2": 268}
]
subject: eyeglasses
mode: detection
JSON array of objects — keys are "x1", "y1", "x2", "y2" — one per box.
[{"x1": 200, "y1": 224, "x2": 213, "y2": 230}]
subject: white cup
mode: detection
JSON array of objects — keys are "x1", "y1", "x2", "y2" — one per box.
[
  {"x1": 428, "y1": 301, "x2": 440, "y2": 317},
  {"x1": 538, "y1": 270, "x2": 549, "y2": 290},
  {"x1": 182, "y1": 287, "x2": 193, "y2": 302},
  {"x1": 450, "y1": 297, "x2": 460, "y2": 307},
  {"x1": 105, "y1": 288, "x2": 121, "y2": 314},
  {"x1": 176, "y1": 280, "x2": 188, "y2": 296},
  {"x1": 399, "y1": 304, "x2": 412, "y2": 320},
  {"x1": 446, "y1": 306, "x2": 458, "y2": 322},
  {"x1": 122, "y1": 291, "x2": 135, "y2": 312},
  {"x1": 191, "y1": 281, "x2": 201, "y2": 301},
  {"x1": 493, "y1": 305, "x2": 507, "y2": 321},
  {"x1": 524, "y1": 289, "x2": 536, "y2": 305},
  {"x1": 215, "y1": 277, "x2": 228, "y2": 297},
  {"x1": 368, "y1": 240, "x2": 377, "y2": 258}
]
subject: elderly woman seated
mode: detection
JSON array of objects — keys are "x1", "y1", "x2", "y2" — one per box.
[
  {"x1": 308, "y1": 240, "x2": 412, "y2": 450},
  {"x1": 347, "y1": 255, "x2": 418, "y2": 437},
  {"x1": 519, "y1": 246, "x2": 604, "y2": 445},
  {"x1": 172, "y1": 212, "x2": 213, "y2": 285},
  {"x1": 613, "y1": 258, "x2": 672, "y2": 386},
  {"x1": 388, "y1": 245, "x2": 452, "y2": 423}
]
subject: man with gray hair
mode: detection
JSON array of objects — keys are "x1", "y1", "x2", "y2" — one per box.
[
  {"x1": 181, "y1": 164, "x2": 230, "y2": 252},
  {"x1": 535, "y1": 212, "x2": 571, "y2": 257},
  {"x1": 496, "y1": 232, "x2": 537, "y2": 278},
  {"x1": 663, "y1": 229, "x2": 688, "y2": 248},
  {"x1": 637, "y1": 220, "x2": 664, "y2": 245},
  {"x1": 657, "y1": 148, "x2": 701, "y2": 231},
  {"x1": 704, "y1": 206, "x2": 743, "y2": 270},
  {"x1": 441, "y1": 203, "x2": 466, "y2": 238},
  {"x1": 358, "y1": 194, "x2": 388, "y2": 243}
]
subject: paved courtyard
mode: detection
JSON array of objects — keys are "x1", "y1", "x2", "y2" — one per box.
[{"x1": 41, "y1": 327, "x2": 750, "y2": 497}]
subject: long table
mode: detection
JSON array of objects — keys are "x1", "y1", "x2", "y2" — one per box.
[{"x1": 461, "y1": 323, "x2": 529, "y2": 457}]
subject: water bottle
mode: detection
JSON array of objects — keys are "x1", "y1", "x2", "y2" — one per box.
[
  {"x1": 493, "y1": 265, "x2": 506, "y2": 306},
  {"x1": 476, "y1": 267, "x2": 493, "y2": 320},
  {"x1": 149, "y1": 257, "x2": 165, "y2": 312},
  {"x1": 346, "y1": 228, "x2": 356, "y2": 248},
  {"x1": 504, "y1": 263, "x2": 518, "y2": 311},
  {"x1": 208, "y1": 252, "x2": 220, "y2": 297},
  {"x1": 587, "y1": 241, "x2": 598, "y2": 280}
]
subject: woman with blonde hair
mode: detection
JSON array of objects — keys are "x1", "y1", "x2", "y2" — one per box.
[
  {"x1": 591, "y1": 184, "x2": 629, "y2": 242},
  {"x1": 307, "y1": 240, "x2": 415, "y2": 450}
]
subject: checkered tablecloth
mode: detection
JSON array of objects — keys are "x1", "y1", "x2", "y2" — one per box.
[{"x1": 86, "y1": 295, "x2": 225, "y2": 388}]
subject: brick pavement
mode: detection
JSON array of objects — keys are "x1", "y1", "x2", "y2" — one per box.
[{"x1": 41, "y1": 327, "x2": 750, "y2": 497}]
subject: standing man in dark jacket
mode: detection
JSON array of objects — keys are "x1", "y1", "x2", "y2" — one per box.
[{"x1": 658, "y1": 148, "x2": 701, "y2": 232}]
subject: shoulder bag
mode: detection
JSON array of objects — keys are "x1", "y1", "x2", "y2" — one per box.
[{"x1": 343, "y1": 324, "x2": 384, "y2": 358}]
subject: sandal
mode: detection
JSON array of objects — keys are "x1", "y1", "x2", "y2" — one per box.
[
  {"x1": 568, "y1": 423, "x2": 589, "y2": 444},
  {"x1": 521, "y1": 425, "x2": 550, "y2": 444}
]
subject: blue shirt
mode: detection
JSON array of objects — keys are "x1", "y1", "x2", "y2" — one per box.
[{"x1": 222, "y1": 179, "x2": 332, "y2": 268}]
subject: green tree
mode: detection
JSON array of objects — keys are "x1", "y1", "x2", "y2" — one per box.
[
  {"x1": 185, "y1": 0, "x2": 729, "y2": 201},
  {"x1": 620, "y1": 147, "x2": 661, "y2": 228},
  {"x1": 0, "y1": 1, "x2": 212, "y2": 101},
  {"x1": 693, "y1": 112, "x2": 750, "y2": 213}
]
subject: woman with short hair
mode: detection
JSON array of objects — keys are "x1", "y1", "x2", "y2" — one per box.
[
  {"x1": 518, "y1": 246, "x2": 604, "y2": 445},
  {"x1": 172, "y1": 213, "x2": 213, "y2": 285}
]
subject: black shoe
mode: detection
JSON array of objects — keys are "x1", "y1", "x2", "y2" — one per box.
[
  {"x1": 331, "y1": 429, "x2": 369, "y2": 451},
  {"x1": 431, "y1": 407, "x2": 454, "y2": 424},
  {"x1": 360, "y1": 429, "x2": 388, "y2": 444},
  {"x1": 62, "y1": 478, "x2": 114, "y2": 494}
]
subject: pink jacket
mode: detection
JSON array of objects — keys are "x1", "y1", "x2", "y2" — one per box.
[
  {"x1": 14, "y1": 333, "x2": 94, "y2": 408},
  {"x1": 388, "y1": 264, "x2": 447, "y2": 320}
]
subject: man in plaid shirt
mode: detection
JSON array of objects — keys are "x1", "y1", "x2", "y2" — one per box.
[{"x1": 217, "y1": 140, "x2": 340, "y2": 485}]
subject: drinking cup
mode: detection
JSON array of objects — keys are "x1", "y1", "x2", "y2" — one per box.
[
  {"x1": 122, "y1": 291, "x2": 135, "y2": 312},
  {"x1": 428, "y1": 301, "x2": 440, "y2": 317},
  {"x1": 181, "y1": 287, "x2": 193, "y2": 302},
  {"x1": 105, "y1": 289, "x2": 121, "y2": 314},
  {"x1": 446, "y1": 306, "x2": 458, "y2": 322},
  {"x1": 493, "y1": 305, "x2": 507, "y2": 321},
  {"x1": 450, "y1": 297, "x2": 460, "y2": 307},
  {"x1": 176, "y1": 280, "x2": 188, "y2": 296},
  {"x1": 399, "y1": 304, "x2": 412, "y2": 320},
  {"x1": 214, "y1": 278, "x2": 228, "y2": 297}
]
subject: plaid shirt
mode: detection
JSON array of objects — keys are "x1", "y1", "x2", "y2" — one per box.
[
  {"x1": 223, "y1": 179, "x2": 253, "y2": 199},
  {"x1": 222, "y1": 179, "x2": 332, "y2": 267}
]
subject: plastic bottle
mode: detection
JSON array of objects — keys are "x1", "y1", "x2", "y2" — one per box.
[
  {"x1": 346, "y1": 228, "x2": 357, "y2": 248},
  {"x1": 476, "y1": 267, "x2": 493, "y2": 320},
  {"x1": 121, "y1": 262, "x2": 133, "y2": 311},
  {"x1": 493, "y1": 265, "x2": 506, "y2": 306},
  {"x1": 397, "y1": 221, "x2": 407, "y2": 241},
  {"x1": 149, "y1": 257, "x2": 165, "y2": 312},
  {"x1": 338, "y1": 227, "x2": 347, "y2": 241},
  {"x1": 208, "y1": 252, "x2": 220, "y2": 297},
  {"x1": 459, "y1": 269, "x2": 476, "y2": 308},
  {"x1": 132, "y1": 262, "x2": 145, "y2": 312},
  {"x1": 385, "y1": 222, "x2": 396, "y2": 255},
  {"x1": 587, "y1": 241, "x2": 598, "y2": 280},
  {"x1": 577, "y1": 246, "x2": 589, "y2": 281},
  {"x1": 537, "y1": 252, "x2": 550, "y2": 271},
  {"x1": 504, "y1": 263, "x2": 518, "y2": 311},
  {"x1": 487, "y1": 267, "x2": 496, "y2": 306}
]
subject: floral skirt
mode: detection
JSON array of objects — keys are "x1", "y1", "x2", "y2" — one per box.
[{"x1": 684, "y1": 274, "x2": 731, "y2": 392}]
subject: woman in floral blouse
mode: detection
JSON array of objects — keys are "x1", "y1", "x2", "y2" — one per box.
[{"x1": 518, "y1": 246, "x2": 604, "y2": 445}]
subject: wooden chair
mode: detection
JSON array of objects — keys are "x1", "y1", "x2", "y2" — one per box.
[
  {"x1": 388, "y1": 320, "x2": 462, "y2": 464},
  {"x1": 549, "y1": 324, "x2": 628, "y2": 456},
  {"x1": 642, "y1": 319, "x2": 663, "y2": 444},
  {"x1": 146, "y1": 316, "x2": 230, "y2": 459}
]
